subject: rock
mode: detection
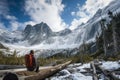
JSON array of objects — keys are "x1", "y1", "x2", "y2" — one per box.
[{"x1": 57, "y1": 69, "x2": 70, "y2": 76}]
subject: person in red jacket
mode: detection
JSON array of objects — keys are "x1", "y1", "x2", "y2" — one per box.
[{"x1": 25, "y1": 50, "x2": 39, "y2": 72}]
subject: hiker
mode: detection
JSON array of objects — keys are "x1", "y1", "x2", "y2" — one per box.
[{"x1": 25, "y1": 50, "x2": 39, "y2": 72}]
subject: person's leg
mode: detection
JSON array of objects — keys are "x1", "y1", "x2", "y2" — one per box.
[
  {"x1": 35, "y1": 61, "x2": 39, "y2": 72},
  {"x1": 35, "y1": 65, "x2": 39, "y2": 72},
  {"x1": 27, "y1": 67, "x2": 35, "y2": 71}
]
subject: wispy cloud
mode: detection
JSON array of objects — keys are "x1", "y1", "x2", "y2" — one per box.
[
  {"x1": 0, "y1": 0, "x2": 8, "y2": 30},
  {"x1": 0, "y1": 23, "x2": 6, "y2": 29},
  {"x1": 25, "y1": 0, "x2": 67, "y2": 32},
  {"x1": 70, "y1": 0, "x2": 114, "y2": 30},
  {"x1": 0, "y1": 0, "x2": 25, "y2": 31},
  {"x1": 0, "y1": 0, "x2": 115, "y2": 31},
  {"x1": 5, "y1": 15, "x2": 17, "y2": 20}
]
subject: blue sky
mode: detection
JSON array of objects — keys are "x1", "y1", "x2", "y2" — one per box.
[
  {"x1": 61, "y1": 0, "x2": 85, "y2": 24},
  {"x1": 0, "y1": 0, "x2": 114, "y2": 31}
]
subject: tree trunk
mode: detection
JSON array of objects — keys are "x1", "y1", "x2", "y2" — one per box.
[
  {"x1": 112, "y1": 21, "x2": 119, "y2": 55},
  {"x1": 95, "y1": 64, "x2": 120, "y2": 80},
  {"x1": 90, "y1": 62, "x2": 98, "y2": 80},
  {"x1": 108, "y1": 11, "x2": 119, "y2": 55},
  {"x1": 20, "y1": 61, "x2": 71, "y2": 80},
  {"x1": 100, "y1": 20, "x2": 108, "y2": 56}
]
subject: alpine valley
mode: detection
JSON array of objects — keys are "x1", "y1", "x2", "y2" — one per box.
[{"x1": 0, "y1": 0, "x2": 120, "y2": 57}]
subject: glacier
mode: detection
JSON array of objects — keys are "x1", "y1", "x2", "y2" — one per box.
[{"x1": 0, "y1": 0, "x2": 120, "y2": 56}]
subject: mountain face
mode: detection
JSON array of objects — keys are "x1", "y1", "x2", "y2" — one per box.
[
  {"x1": 22, "y1": 22, "x2": 53, "y2": 45},
  {"x1": 0, "y1": 0, "x2": 120, "y2": 56},
  {"x1": 22, "y1": 22, "x2": 72, "y2": 45},
  {"x1": 0, "y1": 28, "x2": 22, "y2": 43},
  {"x1": 0, "y1": 28, "x2": 10, "y2": 43},
  {"x1": 55, "y1": 29, "x2": 72, "y2": 36},
  {"x1": 77, "y1": 0, "x2": 120, "y2": 42}
]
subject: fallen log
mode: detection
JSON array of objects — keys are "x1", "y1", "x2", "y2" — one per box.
[
  {"x1": 95, "y1": 63, "x2": 120, "y2": 80},
  {"x1": 16, "y1": 60, "x2": 72, "y2": 80},
  {"x1": 90, "y1": 62, "x2": 98, "y2": 80}
]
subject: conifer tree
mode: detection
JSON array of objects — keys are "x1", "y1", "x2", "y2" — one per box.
[
  {"x1": 108, "y1": 11, "x2": 119, "y2": 55},
  {"x1": 100, "y1": 19, "x2": 108, "y2": 56}
]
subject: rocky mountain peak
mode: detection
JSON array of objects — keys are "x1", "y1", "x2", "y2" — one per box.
[{"x1": 34, "y1": 22, "x2": 52, "y2": 34}]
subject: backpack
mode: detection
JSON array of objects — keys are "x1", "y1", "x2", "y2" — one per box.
[{"x1": 25, "y1": 54, "x2": 36, "y2": 68}]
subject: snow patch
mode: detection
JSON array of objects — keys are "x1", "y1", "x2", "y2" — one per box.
[{"x1": 100, "y1": 61, "x2": 120, "y2": 71}]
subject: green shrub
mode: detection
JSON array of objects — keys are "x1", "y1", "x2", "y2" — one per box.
[
  {"x1": 70, "y1": 54, "x2": 93, "y2": 63},
  {"x1": 0, "y1": 51, "x2": 25, "y2": 65}
]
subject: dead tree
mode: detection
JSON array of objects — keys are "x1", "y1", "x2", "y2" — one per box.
[
  {"x1": 16, "y1": 61, "x2": 72, "y2": 80},
  {"x1": 90, "y1": 62, "x2": 98, "y2": 80},
  {"x1": 95, "y1": 64, "x2": 120, "y2": 80}
]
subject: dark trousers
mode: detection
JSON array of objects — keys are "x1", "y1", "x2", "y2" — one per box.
[
  {"x1": 27, "y1": 65, "x2": 39, "y2": 72},
  {"x1": 27, "y1": 67, "x2": 35, "y2": 71}
]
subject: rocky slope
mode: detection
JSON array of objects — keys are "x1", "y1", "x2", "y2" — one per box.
[{"x1": 0, "y1": 0, "x2": 120, "y2": 56}]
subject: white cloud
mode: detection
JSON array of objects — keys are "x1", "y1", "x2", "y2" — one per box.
[
  {"x1": 8, "y1": 19, "x2": 34, "y2": 31},
  {"x1": 10, "y1": 21, "x2": 20, "y2": 31},
  {"x1": 9, "y1": 20, "x2": 36, "y2": 31},
  {"x1": 25, "y1": 0, "x2": 67, "y2": 32},
  {"x1": 0, "y1": 0, "x2": 30, "y2": 31},
  {"x1": 70, "y1": 0, "x2": 114, "y2": 30},
  {"x1": 70, "y1": 19, "x2": 80, "y2": 30},
  {"x1": 83, "y1": 0, "x2": 114, "y2": 16},
  {"x1": 0, "y1": 23, "x2": 6, "y2": 29},
  {"x1": 71, "y1": 12, "x2": 75, "y2": 16},
  {"x1": 1, "y1": 14, "x2": 35, "y2": 31},
  {"x1": 0, "y1": 0, "x2": 115, "y2": 31},
  {"x1": 24, "y1": 21, "x2": 36, "y2": 26},
  {"x1": 4, "y1": 15, "x2": 23, "y2": 31},
  {"x1": 0, "y1": 0, "x2": 22, "y2": 31},
  {"x1": 5, "y1": 15, "x2": 17, "y2": 20}
]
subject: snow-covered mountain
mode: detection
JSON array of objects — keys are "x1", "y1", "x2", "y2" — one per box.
[
  {"x1": 0, "y1": 28, "x2": 23, "y2": 43},
  {"x1": 0, "y1": 0, "x2": 120, "y2": 56},
  {"x1": 22, "y1": 22, "x2": 53, "y2": 45}
]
